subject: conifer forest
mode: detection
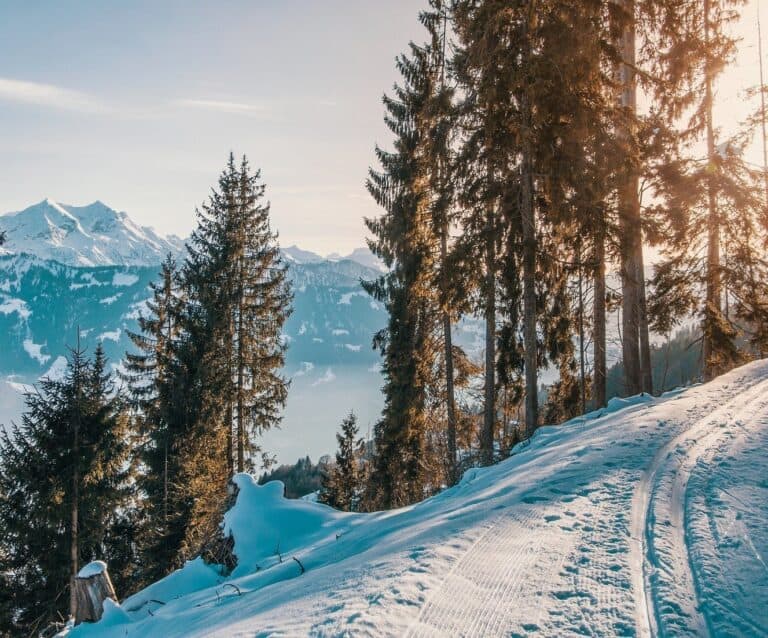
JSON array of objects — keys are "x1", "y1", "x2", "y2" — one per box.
[{"x1": 1, "y1": 1, "x2": 768, "y2": 636}]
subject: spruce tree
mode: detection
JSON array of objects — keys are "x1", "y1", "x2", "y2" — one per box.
[
  {"x1": 231, "y1": 156, "x2": 292, "y2": 472},
  {"x1": 319, "y1": 412, "x2": 365, "y2": 512},
  {"x1": 0, "y1": 342, "x2": 132, "y2": 634},
  {"x1": 364, "y1": 28, "x2": 444, "y2": 507},
  {"x1": 184, "y1": 154, "x2": 291, "y2": 475},
  {"x1": 152, "y1": 153, "x2": 293, "y2": 560},
  {"x1": 644, "y1": 0, "x2": 763, "y2": 379},
  {"x1": 123, "y1": 254, "x2": 187, "y2": 581}
]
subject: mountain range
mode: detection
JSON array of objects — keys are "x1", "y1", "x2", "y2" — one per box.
[
  {"x1": 0, "y1": 199, "x2": 384, "y2": 271},
  {"x1": 0, "y1": 200, "x2": 390, "y2": 463}
]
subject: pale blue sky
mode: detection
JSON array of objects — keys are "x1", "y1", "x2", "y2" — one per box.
[
  {"x1": 0, "y1": 0, "x2": 764, "y2": 254},
  {"x1": 0, "y1": 1, "x2": 424, "y2": 254}
]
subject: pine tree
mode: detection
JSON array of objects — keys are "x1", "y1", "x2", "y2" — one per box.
[
  {"x1": 319, "y1": 412, "x2": 365, "y2": 511},
  {"x1": 454, "y1": 0, "x2": 623, "y2": 434},
  {"x1": 0, "y1": 342, "x2": 132, "y2": 634},
  {"x1": 644, "y1": 0, "x2": 762, "y2": 379},
  {"x1": 123, "y1": 254, "x2": 187, "y2": 582},
  {"x1": 184, "y1": 154, "x2": 292, "y2": 475},
  {"x1": 363, "y1": 28, "x2": 445, "y2": 507},
  {"x1": 153, "y1": 153, "x2": 293, "y2": 561},
  {"x1": 420, "y1": 0, "x2": 463, "y2": 486},
  {"x1": 231, "y1": 156, "x2": 292, "y2": 472}
]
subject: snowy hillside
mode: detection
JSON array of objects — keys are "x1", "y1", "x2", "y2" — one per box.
[
  {"x1": 0, "y1": 199, "x2": 185, "y2": 267},
  {"x1": 66, "y1": 360, "x2": 768, "y2": 637}
]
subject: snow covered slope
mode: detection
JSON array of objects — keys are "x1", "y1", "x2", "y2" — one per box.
[
  {"x1": 0, "y1": 199, "x2": 184, "y2": 266},
  {"x1": 67, "y1": 360, "x2": 768, "y2": 637}
]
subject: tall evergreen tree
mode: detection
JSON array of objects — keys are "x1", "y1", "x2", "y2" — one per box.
[
  {"x1": 0, "y1": 342, "x2": 132, "y2": 635},
  {"x1": 364, "y1": 26, "x2": 445, "y2": 507},
  {"x1": 644, "y1": 0, "x2": 763, "y2": 379},
  {"x1": 145, "y1": 153, "x2": 293, "y2": 561},
  {"x1": 123, "y1": 254, "x2": 187, "y2": 581},
  {"x1": 420, "y1": 0, "x2": 463, "y2": 485},
  {"x1": 184, "y1": 154, "x2": 292, "y2": 475},
  {"x1": 230, "y1": 156, "x2": 292, "y2": 472}
]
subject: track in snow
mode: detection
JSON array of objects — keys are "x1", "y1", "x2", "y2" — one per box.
[
  {"x1": 630, "y1": 375, "x2": 768, "y2": 637},
  {"x1": 66, "y1": 362, "x2": 768, "y2": 638}
]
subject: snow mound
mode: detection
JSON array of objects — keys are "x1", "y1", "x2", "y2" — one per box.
[
  {"x1": 223, "y1": 474, "x2": 348, "y2": 578},
  {"x1": 78, "y1": 561, "x2": 107, "y2": 578}
]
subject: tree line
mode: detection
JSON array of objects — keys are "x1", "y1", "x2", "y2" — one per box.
[
  {"x1": 0, "y1": 154, "x2": 292, "y2": 635},
  {"x1": 360, "y1": 0, "x2": 768, "y2": 509},
  {"x1": 2, "y1": 0, "x2": 768, "y2": 631}
]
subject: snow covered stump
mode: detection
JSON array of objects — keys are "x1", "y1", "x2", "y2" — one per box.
[{"x1": 73, "y1": 561, "x2": 117, "y2": 625}]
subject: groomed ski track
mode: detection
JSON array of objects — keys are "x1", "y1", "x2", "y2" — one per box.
[{"x1": 71, "y1": 361, "x2": 768, "y2": 638}]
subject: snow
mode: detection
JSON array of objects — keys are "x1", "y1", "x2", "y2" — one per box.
[
  {"x1": 98, "y1": 329, "x2": 122, "y2": 343},
  {"x1": 41, "y1": 356, "x2": 68, "y2": 381},
  {"x1": 78, "y1": 560, "x2": 108, "y2": 578},
  {"x1": 64, "y1": 360, "x2": 768, "y2": 637},
  {"x1": 338, "y1": 291, "x2": 367, "y2": 305},
  {"x1": 111, "y1": 273, "x2": 139, "y2": 287},
  {"x1": 0, "y1": 297, "x2": 31, "y2": 320},
  {"x1": 344, "y1": 343, "x2": 361, "y2": 352},
  {"x1": 331, "y1": 328, "x2": 349, "y2": 336},
  {"x1": 0, "y1": 199, "x2": 185, "y2": 267},
  {"x1": 7, "y1": 380, "x2": 34, "y2": 394},
  {"x1": 222, "y1": 475, "x2": 349, "y2": 578}
]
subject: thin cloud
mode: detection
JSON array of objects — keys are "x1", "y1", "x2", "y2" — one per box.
[
  {"x1": 175, "y1": 98, "x2": 267, "y2": 116},
  {"x1": 0, "y1": 77, "x2": 105, "y2": 113}
]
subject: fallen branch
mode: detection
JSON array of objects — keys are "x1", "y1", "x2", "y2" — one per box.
[{"x1": 221, "y1": 583, "x2": 242, "y2": 596}]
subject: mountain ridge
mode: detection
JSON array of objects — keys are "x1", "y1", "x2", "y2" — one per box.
[{"x1": 1, "y1": 199, "x2": 383, "y2": 271}]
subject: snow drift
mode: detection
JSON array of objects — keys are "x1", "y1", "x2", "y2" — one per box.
[{"x1": 65, "y1": 360, "x2": 768, "y2": 637}]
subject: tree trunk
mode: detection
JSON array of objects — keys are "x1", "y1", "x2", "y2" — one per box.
[
  {"x1": 225, "y1": 402, "x2": 234, "y2": 476},
  {"x1": 638, "y1": 252, "x2": 653, "y2": 394},
  {"x1": 437, "y1": 0, "x2": 457, "y2": 485},
  {"x1": 163, "y1": 432, "x2": 169, "y2": 525},
  {"x1": 616, "y1": 0, "x2": 643, "y2": 396},
  {"x1": 703, "y1": 0, "x2": 721, "y2": 381},
  {"x1": 441, "y1": 230, "x2": 457, "y2": 484},
  {"x1": 577, "y1": 243, "x2": 586, "y2": 414},
  {"x1": 593, "y1": 214, "x2": 607, "y2": 408},
  {"x1": 481, "y1": 206, "x2": 496, "y2": 466},
  {"x1": 73, "y1": 563, "x2": 117, "y2": 625},
  {"x1": 759, "y1": 6, "x2": 768, "y2": 219},
  {"x1": 521, "y1": 20, "x2": 538, "y2": 438},
  {"x1": 236, "y1": 294, "x2": 246, "y2": 473},
  {"x1": 70, "y1": 342, "x2": 81, "y2": 619}
]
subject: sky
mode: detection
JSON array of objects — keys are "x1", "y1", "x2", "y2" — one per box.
[
  {"x1": 0, "y1": 1, "x2": 424, "y2": 255},
  {"x1": 0, "y1": 0, "x2": 764, "y2": 255}
]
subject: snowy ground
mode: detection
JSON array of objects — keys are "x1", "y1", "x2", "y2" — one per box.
[{"x1": 68, "y1": 361, "x2": 768, "y2": 637}]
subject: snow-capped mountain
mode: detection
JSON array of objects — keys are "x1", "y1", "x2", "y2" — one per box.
[
  {"x1": 0, "y1": 199, "x2": 185, "y2": 267},
  {"x1": 326, "y1": 246, "x2": 384, "y2": 271},
  {"x1": 285, "y1": 244, "x2": 384, "y2": 272},
  {"x1": 281, "y1": 244, "x2": 325, "y2": 264}
]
